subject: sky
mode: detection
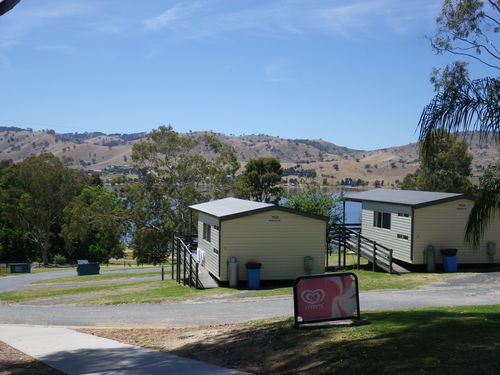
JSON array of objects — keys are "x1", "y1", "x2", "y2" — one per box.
[{"x1": 0, "y1": 0, "x2": 493, "y2": 150}]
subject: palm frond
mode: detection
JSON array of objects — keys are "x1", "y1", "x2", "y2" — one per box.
[
  {"x1": 465, "y1": 164, "x2": 500, "y2": 248},
  {"x1": 418, "y1": 77, "x2": 500, "y2": 154}
]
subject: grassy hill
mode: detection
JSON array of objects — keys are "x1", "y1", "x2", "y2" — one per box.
[{"x1": 0, "y1": 127, "x2": 497, "y2": 188}]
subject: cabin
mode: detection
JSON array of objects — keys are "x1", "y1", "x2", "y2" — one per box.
[
  {"x1": 345, "y1": 189, "x2": 499, "y2": 266},
  {"x1": 189, "y1": 198, "x2": 328, "y2": 283}
]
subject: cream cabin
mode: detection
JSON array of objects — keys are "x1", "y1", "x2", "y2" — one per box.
[
  {"x1": 346, "y1": 189, "x2": 499, "y2": 266},
  {"x1": 189, "y1": 198, "x2": 328, "y2": 283}
]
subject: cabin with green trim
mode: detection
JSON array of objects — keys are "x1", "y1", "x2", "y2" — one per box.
[{"x1": 189, "y1": 198, "x2": 328, "y2": 283}]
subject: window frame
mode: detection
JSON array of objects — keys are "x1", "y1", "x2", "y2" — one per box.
[
  {"x1": 373, "y1": 211, "x2": 391, "y2": 230},
  {"x1": 202, "y1": 223, "x2": 211, "y2": 243}
]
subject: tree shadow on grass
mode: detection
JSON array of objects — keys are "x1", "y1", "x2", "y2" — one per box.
[{"x1": 169, "y1": 308, "x2": 500, "y2": 374}]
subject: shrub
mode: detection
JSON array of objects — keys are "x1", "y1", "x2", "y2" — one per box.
[{"x1": 53, "y1": 254, "x2": 66, "y2": 265}]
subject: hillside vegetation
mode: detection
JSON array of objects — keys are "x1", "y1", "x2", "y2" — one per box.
[{"x1": 0, "y1": 127, "x2": 497, "y2": 188}]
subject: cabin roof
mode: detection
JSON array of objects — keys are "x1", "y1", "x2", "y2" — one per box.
[
  {"x1": 189, "y1": 197, "x2": 328, "y2": 221},
  {"x1": 345, "y1": 189, "x2": 471, "y2": 208}
]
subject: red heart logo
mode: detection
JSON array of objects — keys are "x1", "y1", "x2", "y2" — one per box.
[{"x1": 300, "y1": 289, "x2": 325, "y2": 305}]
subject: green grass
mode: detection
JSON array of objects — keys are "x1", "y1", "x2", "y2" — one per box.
[
  {"x1": 32, "y1": 271, "x2": 163, "y2": 285},
  {"x1": 0, "y1": 280, "x2": 161, "y2": 302},
  {"x1": 170, "y1": 305, "x2": 500, "y2": 374},
  {"x1": 239, "y1": 270, "x2": 450, "y2": 298},
  {"x1": 79, "y1": 281, "x2": 238, "y2": 305},
  {"x1": 326, "y1": 252, "x2": 369, "y2": 267}
]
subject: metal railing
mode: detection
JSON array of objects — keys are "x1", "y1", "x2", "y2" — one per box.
[
  {"x1": 172, "y1": 236, "x2": 201, "y2": 289},
  {"x1": 330, "y1": 224, "x2": 395, "y2": 274}
]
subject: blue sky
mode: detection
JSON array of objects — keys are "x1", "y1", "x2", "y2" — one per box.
[{"x1": 0, "y1": 0, "x2": 492, "y2": 150}]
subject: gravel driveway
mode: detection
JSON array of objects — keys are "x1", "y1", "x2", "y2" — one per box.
[{"x1": 1, "y1": 270, "x2": 499, "y2": 327}]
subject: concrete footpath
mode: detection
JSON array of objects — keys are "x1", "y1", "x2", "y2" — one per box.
[{"x1": 0, "y1": 324, "x2": 248, "y2": 375}]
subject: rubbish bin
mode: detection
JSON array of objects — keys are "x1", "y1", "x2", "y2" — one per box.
[
  {"x1": 440, "y1": 248, "x2": 457, "y2": 272},
  {"x1": 425, "y1": 245, "x2": 436, "y2": 273},
  {"x1": 304, "y1": 256, "x2": 314, "y2": 275},
  {"x1": 77, "y1": 263, "x2": 100, "y2": 276},
  {"x1": 246, "y1": 261, "x2": 262, "y2": 290},
  {"x1": 9, "y1": 263, "x2": 31, "y2": 273},
  {"x1": 228, "y1": 257, "x2": 238, "y2": 288}
]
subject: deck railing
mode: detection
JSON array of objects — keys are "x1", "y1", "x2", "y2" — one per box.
[
  {"x1": 172, "y1": 236, "x2": 201, "y2": 288},
  {"x1": 330, "y1": 224, "x2": 395, "y2": 274}
]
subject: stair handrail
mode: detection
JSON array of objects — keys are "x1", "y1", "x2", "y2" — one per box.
[
  {"x1": 173, "y1": 236, "x2": 201, "y2": 289},
  {"x1": 330, "y1": 224, "x2": 395, "y2": 273}
]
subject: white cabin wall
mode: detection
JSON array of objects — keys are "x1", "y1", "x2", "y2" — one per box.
[
  {"x1": 197, "y1": 212, "x2": 220, "y2": 278},
  {"x1": 360, "y1": 202, "x2": 412, "y2": 263}
]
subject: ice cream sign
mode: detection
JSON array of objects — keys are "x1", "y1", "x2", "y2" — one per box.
[{"x1": 293, "y1": 272, "x2": 360, "y2": 328}]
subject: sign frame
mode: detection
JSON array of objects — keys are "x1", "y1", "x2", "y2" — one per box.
[{"x1": 293, "y1": 272, "x2": 360, "y2": 328}]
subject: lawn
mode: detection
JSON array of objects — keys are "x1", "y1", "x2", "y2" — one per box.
[
  {"x1": 240, "y1": 270, "x2": 450, "y2": 298},
  {"x1": 0, "y1": 267, "x2": 452, "y2": 305},
  {"x1": 31, "y1": 271, "x2": 162, "y2": 285},
  {"x1": 0, "y1": 280, "x2": 162, "y2": 303},
  {"x1": 85, "y1": 304, "x2": 500, "y2": 374},
  {"x1": 78, "y1": 282, "x2": 237, "y2": 305},
  {"x1": 0, "y1": 279, "x2": 236, "y2": 304}
]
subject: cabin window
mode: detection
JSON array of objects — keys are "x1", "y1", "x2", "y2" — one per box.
[
  {"x1": 203, "y1": 223, "x2": 211, "y2": 242},
  {"x1": 213, "y1": 225, "x2": 220, "y2": 231},
  {"x1": 397, "y1": 234, "x2": 409, "y2": 240},
  {"x1": 398, "y1": 213, "x2": 410, "y2": 217},
  {"x1": 373, "y1": 211, "x2": 391, "y2": 229}
]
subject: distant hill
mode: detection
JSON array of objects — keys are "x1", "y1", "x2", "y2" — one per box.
[{"x1": 0, "y1": 126, "x2": 498, "y2": 188}]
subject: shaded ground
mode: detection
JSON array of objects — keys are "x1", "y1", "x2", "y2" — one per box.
[
  {"x1": 0, "y1": 342, "x2": 62, "y2": 375},
  {"x1": 84, "y1": 305, "x2": 500, "y2": 375}
]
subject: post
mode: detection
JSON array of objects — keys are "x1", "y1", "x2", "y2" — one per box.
[
  {"x1": 175, "y1": 238, "x2": 181, "y2": 284},
  {"x1": 337, "y1": 227, "x2": 342, "y2": 268},
  {"x1": 389, "y1": 249, "x2": 393, "y2": 274},
  {"x1": 195, "y1": 262, "x2": 199, "y2": 289},
  {"x1": 183, "y1": 244, "x2": 187, "y2": 286},
  {"x1": 189, "y1": 252, "x2": 193, "y2": 287},
  {"x1": 357, "y1": 235, "x2": 361, "y2": 270},
  {"x1": 372, "y1": 242, "x2": 377, "y2": 271},
  {"x1": 171, "y1": 236, "x2": 175, "y2": 280},
  {"x1": 343, "y1": 227, "x2": 347, "y2": 268},
  {"x1": 161, "y1": 265, "x2": 164, "y2": 281}
]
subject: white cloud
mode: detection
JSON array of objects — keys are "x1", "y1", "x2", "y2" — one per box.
[
  {"x1": 144, "y1": 8, "x2": 180, "y2": 30},
  {"x1": 140, "y1": 0, "x2": 439, "y2": 39}
]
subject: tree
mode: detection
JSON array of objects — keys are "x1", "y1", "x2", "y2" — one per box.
[
  {"x1": 61, "y1": 186, "x2": 126, "y2": 263},
  {"x1": 235, "y1": 157, "x2": 283, "y2": 202},
  {"x1": 0, "y1": 153, "x2": 89, "y2": 264},
  {"x1": 403, "y1": 132, "x2": 474, "y2": 193},
  {"x1": 465, "y1": 164, "x2": 500, "y2": 247},
  {"x1": 283, "y1": 189, "x2": 343, "y2": 225},
  {"x1": 0, "y1": 0, "x2": 21, "y2": 16},
  {"x1": 419, "y1": 0, "x2": 499, "y2": 247},
  {"x1": 401, "y1": 173, "x2": 419, "y2": 190},
  {"x1": 124, "y1": 126, "x2": 239, "y2": 261}
]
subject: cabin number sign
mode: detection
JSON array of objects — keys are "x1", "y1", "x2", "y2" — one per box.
[{"x1": 293, "y1": 272, "x2": 360, "y2": 328}]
